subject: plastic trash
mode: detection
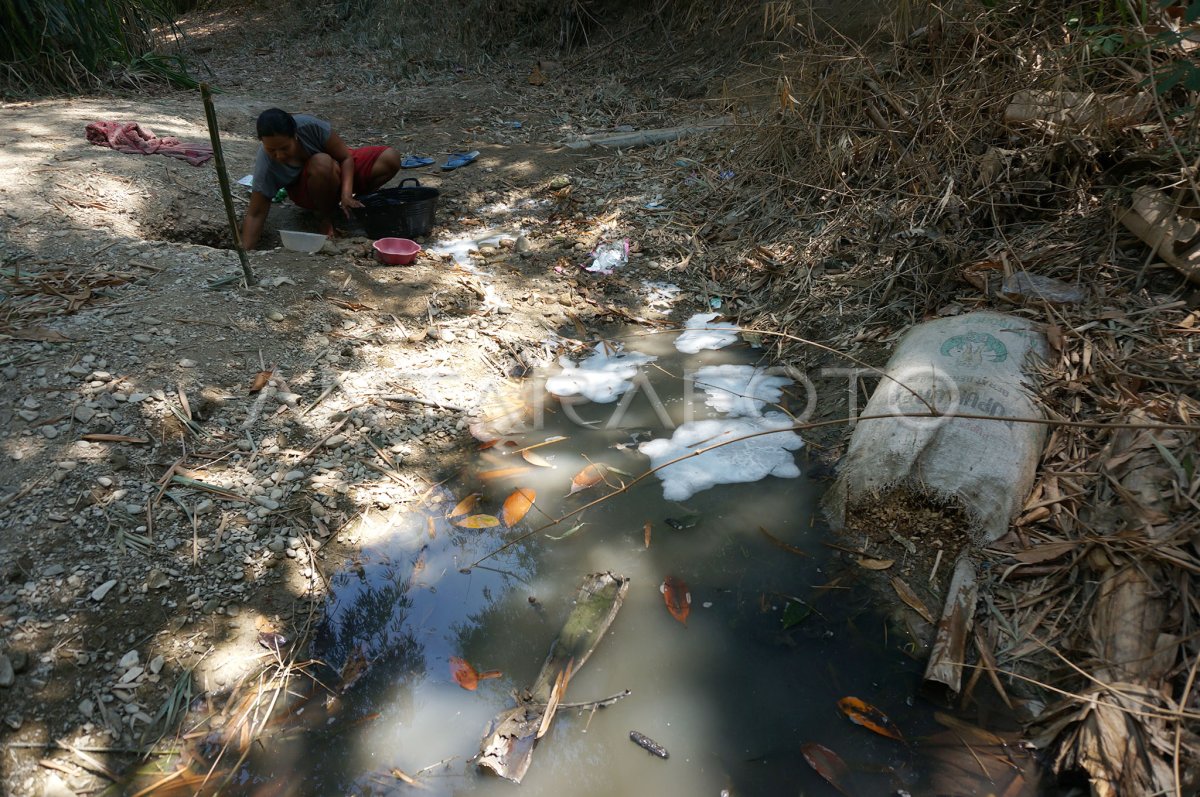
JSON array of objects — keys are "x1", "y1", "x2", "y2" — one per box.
[
  {"x1": 586, "y1": 240, "x2": 629, "y2": 274},
  {"x1": 1000, "y1": 271, "x2": 1085, "y2": 305}
]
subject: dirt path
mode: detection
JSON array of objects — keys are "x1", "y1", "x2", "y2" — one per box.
[{"x1": 0, "y1": 9, "x2": 724, "y2": 794}]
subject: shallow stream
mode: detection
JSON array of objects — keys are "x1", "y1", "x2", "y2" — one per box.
[{"x1": 240, "y1": 321, "x2": 1035, "y2": 796}]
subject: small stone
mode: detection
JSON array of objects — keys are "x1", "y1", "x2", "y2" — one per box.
[
  {"x1": 178, "y1": 359, "x2": 197, "y2": 368},
  {"x1": 4, "y1": 713, "x2": 22, "y2": 730},
  {"x1": 275, "y1": 392, "x2": 301, "y2": 407},
  {"x1": 17, "y1": 410, "x2": 38, "y2": 422},
  {"x1": 284, "y1": 470, "x2": 305, "y2": 482},
  {"x1": 43, "y1": 564, "x2": 65, "y2": 577},
  {"x1": 79, "y1": 698, "x2": 95, "y2": 717},
  {"x1": 41, "y1": 425, "x2": 59, "y2": 440},
  {"x1": 254, "y1": 496, "x2": 280, "y2": 511},
  {"x1": 268, "y1": 311, "x2": 285, "y2": 322},
  {"x1": 118, "y1": 650, "x2": 139, "y2": 669},
  {"x1": 515, "y1": 235, "x2": 531, "y2": 253},
  {"x1": 97, "y1": 476, "x2": 114, "y2": 487},
  {"x1": 194, "y1": 499, "x2": 214, "y2": 515},
  {"x1": 127, "y1": 392, "x2": 149, "y2": 403},
  {"x1": 73, "y1": 405, "x2": 95, "y2": 424},
  {"x1": 149, "y1": 655, "x2": 164, "y2": 674},
  {"x1": 146, "y1": 570, "x2": 170, "y2": 590},
  {"x1": 91, "y1": 579, "x2": 118, "y2": 601},
  {"x1": 202, "y1": 598, "x2": 220, "y2": 613},
  {"x1": 131, "y1": 334, "x2": 152, "y2": 344},
  {"x1": 324, "y1": 434, "x2": 346, "y2": 448},
  {"x1": 225, "y1": 604, "x2": 241, "y2": 617}
]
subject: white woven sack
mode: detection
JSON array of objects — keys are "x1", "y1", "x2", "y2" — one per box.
[{"x1": 827, "y1": 311, "x2": 1049, "y2": 543}]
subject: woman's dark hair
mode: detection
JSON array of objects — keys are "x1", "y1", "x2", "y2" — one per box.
[{"x1": 256, "y1": 108, "x2": 296, "y2": 139}]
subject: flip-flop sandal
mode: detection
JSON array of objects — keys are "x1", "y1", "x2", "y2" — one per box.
[
  {"x1": 401, "y1": 155, "x2": 434, "y2": 168},
  {"x1": 441, "y1": 150, "x2": 479, "y2": 171}
]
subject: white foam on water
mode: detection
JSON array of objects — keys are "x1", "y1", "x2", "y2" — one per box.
[
  {"x1": 427, "y1": 229, "x2": 511, "y2": 267},
  {"x1": 638, "y1": 412, "x2": 803, "y2": 501},
  {"x1": 675, "y1": 312, "x2": 740, "y2": 354},
  {"x1": 545, "y1": 343, "x2": 656, "y2": 404},
  {"x1": 693, "y1": 364, "x2": 791, "y2": 417}
]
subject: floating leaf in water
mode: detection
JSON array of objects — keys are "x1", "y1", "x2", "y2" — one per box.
[
  {"x1": 644, "y1": 521, "x2": 652, "y2": 549},
  {"x1": 448, "y1": 656, "x2": 501, "y2": 690},
  {"x1": 455, "y1": 514, "x2": 501, "y2": 529},
  {"x1": 522, "y1": 449, "x2": 553, "y2": 467},
  {"x1": 856, "y1": 557, "x2": 895, "y2": 571},
  {"x1": 545, "y1": 521, "x2": 587, "y2": 541},
  {"x1": 501, "y1": 488, "x2": 536, "y2": 526},
  {"x1": 837, "y1": 696, "x2": 905, "y2": 741},
  {"x1": 448, "y1": 493, "x2": 479, "y2": 518},
  {"x1": 660, "y1": 576, "x2": 691, "y2": 626},
  {"x1": 479, "y1": 465, "x2": 533, "y2": 482},
  {"x1": 568, "y1": 464, "x2": 604, "y2": 495},
  {"x1": 781, "y1": 598, "x2": 812, "y2": 629},
  {"x1": 890, "y1": 576, "x2": 935, "y2": 624},
  {"x1": 800, "y1": 742, "x2": 852, "y2": 796}
]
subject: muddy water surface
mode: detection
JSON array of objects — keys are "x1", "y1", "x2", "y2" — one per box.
[{"x1": 246, "y1": 326, "x2": 1031, "y2": 796}]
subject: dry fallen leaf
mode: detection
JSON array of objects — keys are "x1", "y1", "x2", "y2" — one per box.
[
  {"x1": 800, "y1": 743, "x2": 852, "y2": 796},
  {"x1": 522, "y1": 449, "x2": 553, "y2": 468},
  {"x1": 568, "y1": 464, "x2": 604, "y2": 496},
  {"x1": 837, "y1": 696, "x2": 905, "y2": 741},
  {"x1": 449, "y1": 656, "x2": 502, "y2": 691},
  {"x1": 890, "y1": 576, "x2": 936, "y2": 624},
  {"x1": 501, "y1": 488, "x2": 536, "y2": 526},
  {"x1": 660, "y1": 576, "x2": 691, "y2": 626},
  {"x1": 455, "y1": 514, "x2": 501, "y2": 529},
  {"x1": 856, "y1": 557, "x2": 895, "y2": 571},
  {"x1": 448, "y1": 493, "x2": 479, "y2": 519},
  {"x1": 478, "y1": 465, "x2": 533, "y2": 482},
  {"x1": 644, "y1": 521, "x2": 652, "y2": 549},
  {"x1": 249, "y1": 370, "x2": 273, "y2": 393}
]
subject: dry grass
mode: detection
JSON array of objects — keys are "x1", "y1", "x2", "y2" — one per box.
[{"x1": 673, "y1": 0, "x2": 1200, "y2": 791}]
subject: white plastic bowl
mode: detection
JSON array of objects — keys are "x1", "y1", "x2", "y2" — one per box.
[{"x1": 280, "y1": 230, "x2": 327, "y2": 253}]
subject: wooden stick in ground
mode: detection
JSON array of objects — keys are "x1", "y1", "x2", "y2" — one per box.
[{"x1": 200, "y1": 82, "x2": 255, "y2": 287}]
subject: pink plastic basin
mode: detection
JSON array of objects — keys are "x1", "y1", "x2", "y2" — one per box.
[{"x1": 373, "y1": 237, "x2": 422, "y2": 265}]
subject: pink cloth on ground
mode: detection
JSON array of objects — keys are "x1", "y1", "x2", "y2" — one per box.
[{"x1": 85, "y1": 121, "x2": 213, "y2": 166}]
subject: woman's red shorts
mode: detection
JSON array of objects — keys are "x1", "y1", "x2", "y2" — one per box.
[{"x1": 286, "y1": 145, "x2": 388, "y2": 210}]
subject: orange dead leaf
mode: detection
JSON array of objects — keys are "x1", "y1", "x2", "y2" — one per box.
[
  {"x1": 522, "y1": 449, "x2": 553, "y2": 468},
  {"x1": 644, "y1": 521, "x2": 652, "y2": 549},
  {"x1": 837, "y1": 696, "x2": 905, "y2": 741},
  {"x1": 249, "y1": 370, "x2": 273, "y2": 393},
  {"x1": 660, "y1": 576, "x2": 691, "y2": 626},
  {"x1": 501, "y1": 488, "x2": 536, "y2": 526},
  {"x1": 528, "y1": 64, "x2": 546, "y2": 86},
  {"x1": 478, "y1": 465, "x2": 533, "y2": 482},
  {"x1": 800, "y1": 743, "x2": 852, "y2": 796},
  {"x1": 568, "y1": 464, "x2": 604, "y2": 496},
  {"x1": 449, "y1": 656, "x2": 479, "y2": 690},
  {"x1": 856, "y1": 557, "x2": 895, "y2": 571},
  {"x1": 448, "y1": 493, "x2": 479, "y2": 518},
  {"x1": 449, "y1": 657, "x2": 500, "y2": 692},
  {"x1": 455, "y1": 514, "x2": 501, "y2": 529}
]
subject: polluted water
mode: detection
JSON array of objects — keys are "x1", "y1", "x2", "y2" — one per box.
[{"x1": 163, "y1": 316, "x2": 1042, "y2": 797}]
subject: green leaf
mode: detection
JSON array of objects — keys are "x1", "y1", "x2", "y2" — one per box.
[{"x1": 782, "y1": 599, "x2": 812, "y2": 629}]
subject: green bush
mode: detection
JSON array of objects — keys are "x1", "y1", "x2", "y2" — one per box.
[{"x1": 0, "y1": 0, "x2": 192, "y2": 94}]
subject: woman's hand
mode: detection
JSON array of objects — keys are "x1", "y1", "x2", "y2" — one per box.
[{"x1": 341, "y1": 192, "x2": 364, "y2": 218}]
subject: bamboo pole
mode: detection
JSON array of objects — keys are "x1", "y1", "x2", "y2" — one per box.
[{"x1": 200, "y1": 83, "x2": 255, "y2": 287}]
